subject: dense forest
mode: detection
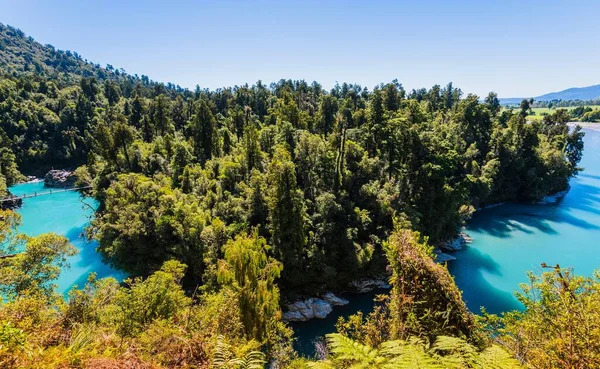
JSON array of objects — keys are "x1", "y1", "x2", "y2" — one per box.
[{"x1": 0, "y1": 23, "x2": 596, "y2": 368}]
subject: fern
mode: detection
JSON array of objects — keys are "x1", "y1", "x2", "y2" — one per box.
[
  {"x1": 384, "y1": 341, "x2": 442, "y2": 369},
  {"x1": 307, "y1": 360, "x2": 336, "y2": 369},
  {"x1": 212, "y1": 335, "x2": 266, "y2": 369},
  {"x1": 477, "y1": 345, "x2": 523, "y2": 369},
  {"x1": 316, "y1": 333, "x2": 524, "y2": 369},
  {"x1": 431, "y1": 335, "x2": 479, "y2": 368},
  {"x1": 326, "y1": 333, "x2": 387, "y2": 368}
]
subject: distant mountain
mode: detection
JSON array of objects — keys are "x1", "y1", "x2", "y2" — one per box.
[
  {"x1": 500, "y1": 84, "x2": 600, "y2": 105},
  {"x1": 536, "y1": 84, "x2": 600, "y2": 101}
]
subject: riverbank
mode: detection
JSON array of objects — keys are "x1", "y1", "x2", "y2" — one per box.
[
  {"x1": 450, "y1": 127, "x2": 600, "y2": 314},
  {"x1": 7, "y1": 181, "x2": 125, "y2": 294},
  {"x1": 569, "y1": 121, "x2": 600, "y2": 130}
]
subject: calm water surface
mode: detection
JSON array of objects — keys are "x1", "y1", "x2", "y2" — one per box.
[
  {"x1": 295, "y1": 128, "x2": 600, "y2": 355},
  {"x1": 449, "y1": 128, "x2": 600, "y2": 313},
  {"x1": 8, "y1": 181, "x2": 125, "y2": 294}
]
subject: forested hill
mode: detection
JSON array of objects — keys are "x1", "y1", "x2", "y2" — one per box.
[
  {"x1": 0, "y1": 23, "x2": 593, "y2": 369},
  {"x1": 0, "y1": 22, "x2": 185, "y2": 91}
]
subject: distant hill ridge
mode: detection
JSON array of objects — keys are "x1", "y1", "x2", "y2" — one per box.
[
  {"x1": 0, "y1": 22, "x2": 185, "y2": 91},
  {"x1": 500, "y1": 84, "x2": 600, "y2": 105}
]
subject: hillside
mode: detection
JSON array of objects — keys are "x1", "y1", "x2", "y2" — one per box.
[
  {"x1": 0, "y1": 19, "x2": 593, "y2": 369},
  {"x1": 500, "y1": 84, "x2": 600, "y2": 105},
  {"x1": 0, "y1": 22, "x2": 185, "y2": 92}
]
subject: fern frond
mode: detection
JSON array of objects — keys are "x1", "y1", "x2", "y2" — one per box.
[
  {"x1": 213, "y1": 335, "x2": 234, "y2": 368},
  {"x1": 384, "y1": 340, "x2": 443, "y2": 369},
  {"x1": 431, "y1": 335, "x2": 479, "y2": 368},
  {"x1": 243, "y1": 350, "x2": 267, "y2": 369},
  {"x1": 478, "y1": 345, "x2": 523, "y2": 369},
  {"x1": 326, "y1": 333, "x2": 387, "y2": 368}
]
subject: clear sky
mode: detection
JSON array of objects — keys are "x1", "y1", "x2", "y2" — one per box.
[{"x1": 1, "y1": 0, "x2": 599, "y2": 97}]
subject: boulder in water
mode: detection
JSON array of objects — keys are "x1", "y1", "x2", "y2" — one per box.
[
  {"x1": 44, "y1": 170, "x2": 76, "y2": 188},
  {"x1": 282, "y1": 293, "x2": 347, "y2": 322},
  {"x1": 439, "y1": 232, "x2": 471, "y2": 251},
  {"x1": 312, "y1": 299, "x2": 333, "y2": 319},
  {"x1": 322, "y1": 292, "x2": 349, "y2": 306},
  {"x1": 433, "y1": 248, "x2": 456, "y2": 263}
]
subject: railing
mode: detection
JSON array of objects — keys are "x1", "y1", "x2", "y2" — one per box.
[{"x1": 0, "y1": 185, "x2": 93, "y2": 202}]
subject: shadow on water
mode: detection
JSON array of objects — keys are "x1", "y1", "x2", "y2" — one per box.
[
  {"x1": 468, "y1": 189, "x2": 600, "y2": 239},
  {"x1": 448, "y1": 245, "x2": 523, "y2": 314},
  {"x1": 563, "y1": 181, "x2": 600, "y2": 217},
  {"x1": 579, "y1": 173, "x2": 600, "y2": 181}
]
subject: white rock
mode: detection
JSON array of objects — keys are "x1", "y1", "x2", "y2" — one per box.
[
  {"x1": 296, "y1": 300, "x2": 315, "y2": 320},
  {"x1": 312, "y1": 299, "x2": 333, "y2": 319},
  {"x1": 282, "y1": 310, "x2": 305, "y2": 322},
  {"x1": 283, "y1": 297, "x2": 337, "y2": 322},
  {"x1": 439, "y1": 232, "x2": 473, "y2": 251},
  {"x1": 322, "y1": 292, "x2": 349, "y2": 306}
]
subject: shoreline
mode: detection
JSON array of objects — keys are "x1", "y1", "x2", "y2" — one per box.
[{"x1": 569, "y1": 122, "x2": 600, "y2": 131}]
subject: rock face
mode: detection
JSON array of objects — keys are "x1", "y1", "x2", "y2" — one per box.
[
  {"x1": 44, "y1": 170, "x2": 76, "y2": 188},
  {"x1": 438, "y1": 232, "x2": 472, "y2": 252},
  {"x1": 1, "y1": 190, "x2": 22, "y2": 210},
  {"x1": 349, "y1": 278, "x2": 391, "y2": 293},
  {"x1": 433, "y1": 248, "x2": 456, "y2": 263},
  {"x1": 282, "y1": 293, "x2": 349, "y2": 322},
  {"x1": 538, "y1": 185, "x2": 571, "y2": 204},
  {"x1": 322, "y1": 292, "x2": 350, "y2": 306}
]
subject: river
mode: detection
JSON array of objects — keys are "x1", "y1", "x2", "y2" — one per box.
[
  {"x1": 294, "y1": 127, "x2": 600, "y2": 356},
  {"x1": 6, "y1": 128, "x2": 600, "y2": 357},
  {"x1": 7, "y1": 181, "x2": 124, "y2": 294},
  {"x1": 449, "y1": 127, "x2": 600, "y2": 313}
]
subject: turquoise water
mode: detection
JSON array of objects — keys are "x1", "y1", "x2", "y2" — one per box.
[
  {"x1": 449, "y1": 128, "x2": 600, "y2": 314},
  {"x1": 8, "y1": 181, "x2": 125, "y2": 295},
  {"x1": 294, "y1": 128, "x2": 600, "y2": 354}
]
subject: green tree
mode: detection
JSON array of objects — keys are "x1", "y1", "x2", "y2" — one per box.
[
  {"x1": 485, "y1": 266, "x2": 600, "y2": 369},
  {"x1": 188, "y1": 99, "x2": 217, "y2": 164},
  {"x1": 267, "y1": 146, "x2": 307, "y2": 288},
  {"x1": 0, "y1": 232, "x2": 75, "y2": 300},
  {"x1": 112, "y1": 260, "x2": 190, "y2": 336},
  {"x1": 218, "y1": 231, "x2": 282, "y2": 342}
]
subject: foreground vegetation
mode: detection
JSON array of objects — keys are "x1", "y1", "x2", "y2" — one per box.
[
  {"x1": 3, "y1": 214, "x2": 600, "y2": 368},
  {"x1": 0, "y1": 23, "x2": 596, "y2": 368}
]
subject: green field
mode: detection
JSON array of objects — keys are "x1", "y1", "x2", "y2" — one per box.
[{"x1": 503, "y1": 105, "x2": 600, "y2": 121}]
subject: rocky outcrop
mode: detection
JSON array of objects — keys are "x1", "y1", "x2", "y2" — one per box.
[
  {"x1": 433, "y1": 248, "x2": 456, "y2": 263},
  {"x1": 282, "y1": 293, "x2": 349, "y2": 322},
  {"x1": 44, "y1": 170, "x2": 75, "y2": 188},
  {"x1": 438, "y1": 232, "x2": 472, "y2": 252},
  {"x1": 349, "y1": 278, "x2": 391, "y2": 293},
  {"x1": 538, "y1": 185, "x2": 571, "y2": 204},
  {"x1": 1, "y1": 190, "x2": 22, "y2": 210},
  {"x1": 322, "y1": 292, "x2": 349, "y2": 306}
]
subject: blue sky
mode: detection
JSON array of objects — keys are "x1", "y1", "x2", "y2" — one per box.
[{"x1": 1, "y1": 0, "x2": 599, "y2": 97}]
